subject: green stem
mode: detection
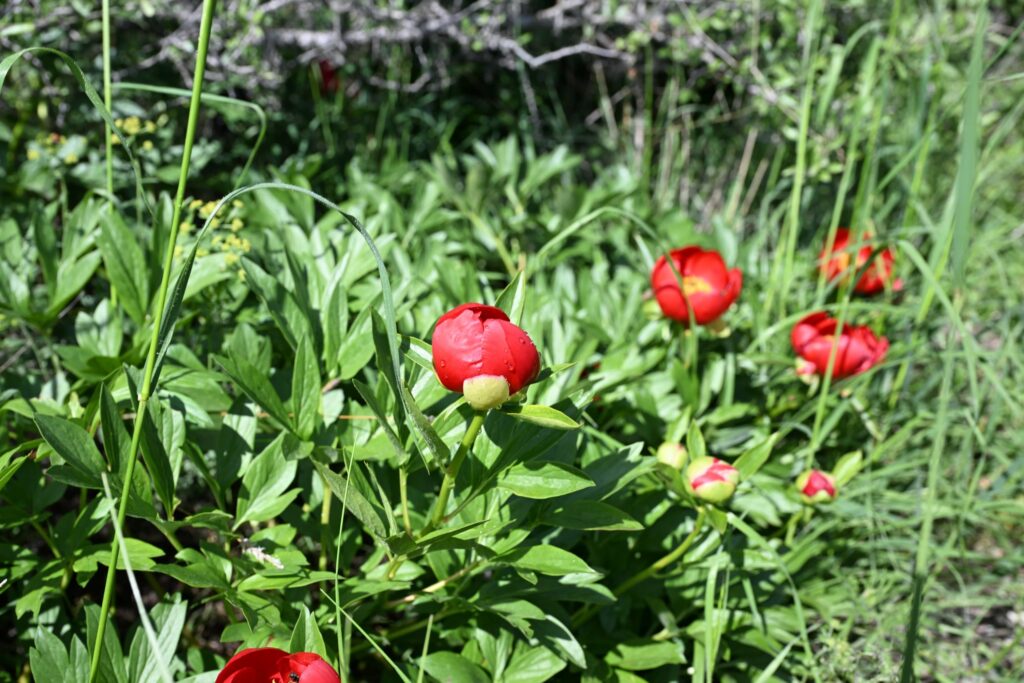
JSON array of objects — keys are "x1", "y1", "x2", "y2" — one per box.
[
  {"x1": 423, "y1": 412, "x2": 485, "y2": 534},
  {"x1": 319, "y1": 470, "x2": 333, "y2": 572},
  {"x1": 87, "y1": 2, "x2": 217, "y2": 680},
  {"x1": 573, "y1": 509, "x2": 707, "y2": 627},
  {"x1": 102, "y1": 0, "x2": 113, "y2": 198}
]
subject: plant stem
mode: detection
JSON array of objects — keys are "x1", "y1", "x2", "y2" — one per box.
[
  {"x1": 318, "y1": 469, "x2": 333, "y2": 572},
  {"x1": 87, "y1": 2, "x2": 217, "y2": 680},
  {"x1": 102, "y1": 0, "x2": 113, "y2": 198},
  {"x1": 423, "y1": 411, "x2": 485, "y2": 534},
  {"x1": 573, "y1": 509, "x2": 707, "y2": 627}
]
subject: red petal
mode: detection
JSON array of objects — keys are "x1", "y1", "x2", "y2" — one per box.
[
  {"x1": 281, "y1": 653, "x2": 341, "y2": 683},
  {"x1": 216, "y1": 648, "x2": 288, "y2": 683},
  {"x1": 651, "y1": 247, "x2": 739, "y2": 325},
  {"x1": 431, "y1": 304, "x2": 539, "y2": 396}
]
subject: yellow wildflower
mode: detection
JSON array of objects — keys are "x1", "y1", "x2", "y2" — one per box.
[
  {"x1": 144, "y1": 120, "x2": 157, "y2": 133},
  {"x1": 224, "y1": 252, "x2": 240, "y2": 266},
  {"x1": 142, "y1": 140, "x2": 154, "y2": 151},
  {"x1": 26, "y1": 149, "x2": 40, "y2": 161},
  {"x1": 196, "y1": 248, "x2": 209, "y2": 258},
  {"x1": 230, "y1": 218, "x2": 244, "y2": 232},
  {"x1": 179, "y1": 221, "x2": 193, "y2": 234},
  {"x1": 63, "y1": 154, "x2": 79, "y2": 165}
]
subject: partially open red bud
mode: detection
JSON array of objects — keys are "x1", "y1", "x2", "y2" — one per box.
[
  {"x1": 685, "y1": 456, "x2": 739, "y2": 504},
  {"x1": 655, "y1": 442, "x2": 687, "y2": 470},
  {"x1": 431, "y1": 303, "x2": 540, "y2": 411},
  {"x1": 216, "y1": 648, "x2": 340, "y2": 683},
  {"x1": 797, "y1": 469, "x2": 837, "y2": 504}
]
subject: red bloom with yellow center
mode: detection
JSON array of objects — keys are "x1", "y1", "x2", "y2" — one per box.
[
  {"x1": 651, "y1": 246, "x2": 742, "y2": 326},
  {"x1": 431, "y1": 303, "x2": 541, "y2": 411},
  {"x1": 797, "y1": 470, "x2": 837, "y2": 504},
  {"x1": 819, "y1": 228, "x2": 902, "y2": 295},
  {"x1": 791, "y1": 312, "x2": 888, "y2": 379},
  {"x1": 215, "y1": 648, "x2": 340, "y2": 683}
]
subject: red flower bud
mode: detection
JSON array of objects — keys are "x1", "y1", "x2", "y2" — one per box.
[
  {"x1": 797, "y1": 469, "x2": 837, "y2": 504},
  {"x1": 791, "y1": 312, "x2": 888, "y2": 379},
  {"x1": 216, "y1": 648, "x2": 340, "y2": 683},
  {"x1": 651, "y1": 247, "x2": 742, "y2": 326},
  {"x1": 819, "y1": 228, "x2": 902, "y2": 295},
  {"x1": 685, "y1": 456, "x2": 739, "y2": 504},
  {"x1": 431, "y1": 303, "x2": 540, "y2": 411},
  {"x1": 317, "y1": 60, "x2": 339, "y2": 94}
]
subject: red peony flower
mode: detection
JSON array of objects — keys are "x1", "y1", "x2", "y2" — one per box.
[
  {"x1": 651, "y1": 247, "x2": 742, "y2": 326},
  {"x1": 685, "y1": 456, "x2": 739, "y2": 504},
  {"x1": 791, "y1": 312, "x2": 888, "y2": 379},
  {"x1": 819, "y1": 228, "x2": 902, "y2": 295},
  {"x1": 432, "y1": 303, "x2": 541, "y2": 411},
  {"x1": 216, "y1": 648, "x2": 340, "y2": 683},
  {"x1": 797, "y1": 469, "x2": 837, "y2": 504}
]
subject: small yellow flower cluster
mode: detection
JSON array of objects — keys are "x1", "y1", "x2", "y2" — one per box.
[
  {"x1": 26, "y1": 133, "x2": 78, "y2": 164},
  {"x1": 174, "y1": 198, "x2": 251, "y2": 282},
  {"x1": 111, "y1": 115, "x2": 162, "y2": 150}
]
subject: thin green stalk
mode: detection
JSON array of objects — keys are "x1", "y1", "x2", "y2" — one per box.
[
  {"x1": 319, "y1": 469, "x2": 332, "y2": 572},
  {"x1": 573, "y1": 509, "x2": 707, "y2": 627},
  {"x1": 899, "y1": 344, "x2": 953, "y2": 682},
  {"x1": 424, "y1": 412, "x2": 486, "y2": 534},
  {"x1": 102, "y1": 0, "x2": 113, "y2": 197},
  {"x1": 87, "y1": 2, "x2": 217, "y2": 680}
]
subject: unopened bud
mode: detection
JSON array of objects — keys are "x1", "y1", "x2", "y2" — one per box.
[
  {"x1": 686, "y1": 456, "x2": 739, "y2": 504},
  {"x1": 796, "y1": 470, "x2": 837, "y2": 504},
  {"x1": 655, "y1": 442, "x2": 687, "y2": 470}
]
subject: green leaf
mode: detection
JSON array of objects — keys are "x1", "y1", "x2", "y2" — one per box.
[
  {"x1": 500, "y1": 404, "x2": 580, "y2": 430},
  {"x1": 240, "y1": 256, "x2": 309, "y2": 350},
  {"x1": 215, "y1": 352, "x2": 291, "y2": 430},
  {"x1": 35, "y1": 414, "x2": 106, "y2": 488},
  {"x1": 504, "y1": 545, "x2": 599, "y2": 577},
  {"x1": 127, "y1": 597, "x2": 187, "y2": 683},
  {"x1": 315, "y1": 461, "x2": 388, "y2": 540},
  {"x1": 733, "y1": 433, "x2": 779, "y2": 480},
  {"x1": 85, "y1": 603, "x2": 129, "y2": 683},
  {"x1": 686, "y1": 421, "x2": 706, "y2": 461},
  {"x1": 96, "y1": 211, "x2": 149, "y2": 324},
  {"x1": 421, "y1": 652, "x2": 490, "y2": 683},
  {"x1": 605, "y1": 640, "x2": 685, "y2": 671},
  {"x1": 289, "y1": 606, "x2": 328, "y2": 659},
  {"x1": 502, "y1": 645, "x2": 566, "y2": 683},
  {"x1": 495, "y1": 270, "x2": 527, "y2": 326},
  {"x1": 497, "y1": 462, "x2": 594, "y2": 499},
  {"x1": 291, "y1": 333, "x2": 322, "y2": 440},
  {"x1": 234, "y1": 434, "x2": 298, "y2": 529},
  {"x1": 831, "y1": 450, "x2": 863, "y2": 487},
  {"x1": 539, "y1": 501, "x2": 642, "y2": 531},
  {"x1": 29, "y1": 629, "x2": 69, "y2": 683}
]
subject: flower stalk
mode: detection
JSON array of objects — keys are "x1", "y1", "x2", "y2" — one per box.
[
  {"x1": 87, "y1": 1, "x2": 217, "y2": 680},
  {"x1": 573, "y1": 509, "x2": 707, "y2": 627},
  {"x1": 424, "y1": 411, "x2": 486, "y2": 534}
]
